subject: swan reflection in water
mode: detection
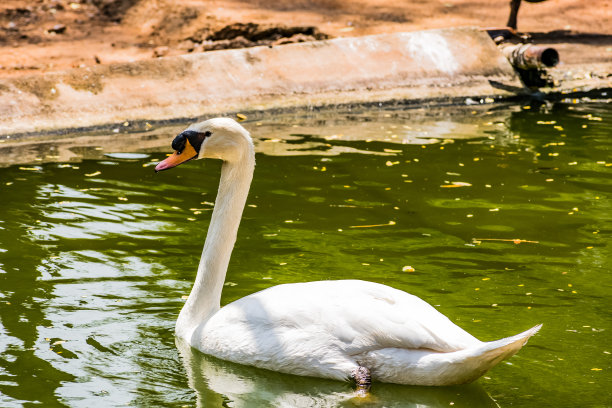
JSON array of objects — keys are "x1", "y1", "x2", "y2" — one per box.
[{"x1": 176, "y1": 337, "x2": 500, "y2": 408}]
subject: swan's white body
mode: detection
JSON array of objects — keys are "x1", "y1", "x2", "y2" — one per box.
[{"x1": 160, "y1": 118, "x2": 541, "y2": 386}]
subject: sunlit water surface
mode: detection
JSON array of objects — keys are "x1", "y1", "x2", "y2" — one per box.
[{"x1": 0, "y1": 101, "x2": 610, "y2": 407}]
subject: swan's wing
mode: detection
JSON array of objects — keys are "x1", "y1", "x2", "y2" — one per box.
[{"x1": 211, "y1": 280, "x2": 482, "y2": 356}]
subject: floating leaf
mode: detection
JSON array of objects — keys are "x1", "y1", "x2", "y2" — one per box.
[
  {"x1": 473, "y1": 238, "x2": 539, "y2": 244},
  {"x1": 441, "y1": 181, "x2": 472, "y2": 188},
  {"x1": 350, "y1": 221, "x2": 396, "y2": 228}
]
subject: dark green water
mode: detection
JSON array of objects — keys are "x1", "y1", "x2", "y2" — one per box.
[{"x1": 0, "y1": 101, "x2": 610, "y2": 407}]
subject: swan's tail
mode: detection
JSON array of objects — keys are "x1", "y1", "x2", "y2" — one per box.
[
  {"x1": 473, "y1": 324, "x2": 542, "y2": 362},
  {"x1": 362, "y1": 324, "x2": 542, "y2": 386},
  {"x1": 453, "y1": 323, "x2": 542, "y2": 383}
]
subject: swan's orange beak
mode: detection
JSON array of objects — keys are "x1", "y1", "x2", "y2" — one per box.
[{"x1": 155, "y1": 139, "x2": 198, "y2": 172}]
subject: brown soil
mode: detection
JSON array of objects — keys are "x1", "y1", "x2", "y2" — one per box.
[{"x1": 0, "y1": 0, "x2": 611, "y2": 78}]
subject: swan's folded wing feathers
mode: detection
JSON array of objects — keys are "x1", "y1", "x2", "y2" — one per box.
[{"x1": 235, "y1": 280, "x2": 481, "y2": 355}]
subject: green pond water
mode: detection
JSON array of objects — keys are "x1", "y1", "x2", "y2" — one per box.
[{"x1": 0, "y1": 100, "x2": 610, "y2": 407}]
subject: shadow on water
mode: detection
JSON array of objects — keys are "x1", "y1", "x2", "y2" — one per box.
[{"x1": 176, "y1": 337, "x2": 500, "y2": 408}]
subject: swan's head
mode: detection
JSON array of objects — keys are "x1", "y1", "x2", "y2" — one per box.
[{"x1": 155, "y1": 117, "x2": 252, "y2": 172}]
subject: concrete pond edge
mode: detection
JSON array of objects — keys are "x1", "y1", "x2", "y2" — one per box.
[{"x1": 0, "y1": 27, "x2": 610, "y2": 138}]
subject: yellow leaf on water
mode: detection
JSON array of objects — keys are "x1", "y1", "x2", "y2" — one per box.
[
  {"x1": 85, "y1": 171, "x2": 101, "y2": 177},
  {"x1": 440, "y1": 181, "x2": 472, "y2": 188},
  {"x1": 350, "y1": 221, "x2": 395, "y2": 228}
]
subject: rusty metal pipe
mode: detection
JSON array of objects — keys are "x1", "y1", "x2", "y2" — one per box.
[{"x1": 501, "y1": 43, "x2": 559, "y2": 70}]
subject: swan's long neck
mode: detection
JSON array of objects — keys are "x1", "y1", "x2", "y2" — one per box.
[{"x1": 176, "y1": 144, "x2": 254, "y2": 340}]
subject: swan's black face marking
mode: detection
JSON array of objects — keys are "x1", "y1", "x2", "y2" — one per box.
[
  {"x1": 155, "y1": 130, "x2": 212, "y2": 172},
  {"x1": 172, "y1": 130, "x2": 212, "y2": 155}
]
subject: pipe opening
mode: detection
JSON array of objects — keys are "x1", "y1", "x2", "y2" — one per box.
[{"x1": 540, "y1": 48, "x2": 559, "y2": 67}]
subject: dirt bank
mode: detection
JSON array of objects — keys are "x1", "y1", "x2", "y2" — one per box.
[{"x1": 1, "y1": 0, "x2": 611, "y2": 78}]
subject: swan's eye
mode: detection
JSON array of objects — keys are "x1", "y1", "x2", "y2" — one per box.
[
  {"x1": 180, "y1": 130, "x2": 212, "y2": 153},
  {"x1": 172, "y1": 129, "x2": 212, "y2": 155}
]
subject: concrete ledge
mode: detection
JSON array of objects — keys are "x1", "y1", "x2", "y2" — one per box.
[{"x1": 0, "y1": 27, "x2": 525, "y2": 136}]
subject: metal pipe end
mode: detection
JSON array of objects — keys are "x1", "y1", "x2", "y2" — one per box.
[{"x1": 540, "y1": 48, "x2": 559, "y2": 68}]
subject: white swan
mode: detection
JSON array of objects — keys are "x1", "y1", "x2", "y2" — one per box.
[{"x1": 155, "y1": 117, "x2": 541, "y2": 389}]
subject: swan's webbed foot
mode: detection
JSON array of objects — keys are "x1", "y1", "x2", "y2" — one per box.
[{"x1": 351, "y1": 366, "x2": 371, "y2": 397}]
